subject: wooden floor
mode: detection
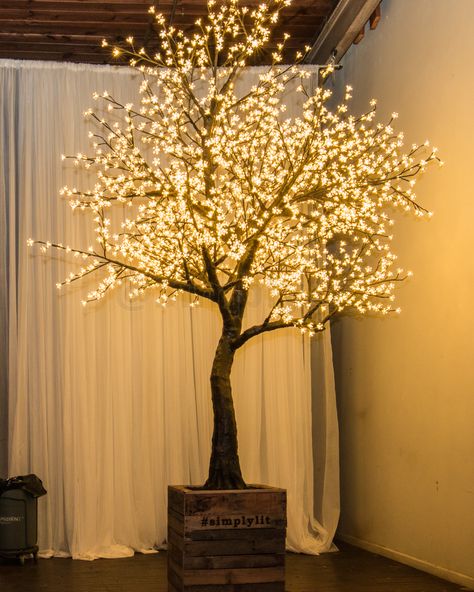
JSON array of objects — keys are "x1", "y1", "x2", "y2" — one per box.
[{"x1": 0, "y1": 542, "x2": 469, "y2": 592}]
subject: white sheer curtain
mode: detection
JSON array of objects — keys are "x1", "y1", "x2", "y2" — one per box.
[{"x1": 0, "y1": 59, "x2": 339, "y2": 560}]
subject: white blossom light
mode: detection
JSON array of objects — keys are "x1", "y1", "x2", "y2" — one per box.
[{"x1": 33, "y1": 0, "x2": 440, "y2": 332}]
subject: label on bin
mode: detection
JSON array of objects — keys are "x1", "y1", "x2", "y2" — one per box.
[{"x1": 0, "y1": 516, "x2": 23, "y2": 524}]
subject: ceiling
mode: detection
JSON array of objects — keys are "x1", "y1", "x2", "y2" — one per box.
[{"x1": 0, "y1": 0, "x2": 381, "y2": 66}]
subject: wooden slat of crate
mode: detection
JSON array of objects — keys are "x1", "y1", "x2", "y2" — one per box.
[
  {"x1": 168, "y1": 509, "x2": 286, "y2": 538},
  {"x1": 185, "y1": 553, "x2": 285, "y2": 570},
  {"x1": 169, "y1": 485, "x2": 286, "y2": 517},
  {"x1": 184, "y1": 514, "x2": 286, "y2": 531},
  {"x1": 170, "y1": 556, "x2": 284, "y2": 585},
  {"x1": 169, "y1": 507, "x2": 286, "y2": 539},
  {"x1": 178, "y1": 585, "x2": 284, "y2": 592},
  {"x1": 169, "y1": 575, "x2": 285, "y2": 592},
  {"x1": 184, "y1": 566, "x2": 285, "y2": 586},
  {"x1": 168, "y1": 527, "x2": 285, "y2": 556},
  {"x1": 190, "y1": 584, "x2": 284, "y2": 592},
  {"x1": 170, "y1": 544, "x2": 285, "y2": 569},
  {"x1": 187, "y1": 527, "x2": 285, "y2": 542}
]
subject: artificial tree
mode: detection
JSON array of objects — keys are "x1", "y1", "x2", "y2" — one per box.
[{"x1": 31, "y1": 0, "x2": 439, "y2": 490}]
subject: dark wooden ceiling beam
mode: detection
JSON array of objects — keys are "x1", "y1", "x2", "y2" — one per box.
[
  {"x1": 14, "y1": 0, "x2": 335, "y2": 5},
  {"x1": 0, "y1": 0, "x2": 341, "y2": 66},
  {"x1": 0, "y1": 51, "x2": 113, "y2": 64},
  {"x1": 0, "y1": 3, "x2": 336, "y2": 17},
  {"x1": 0, "y1": 1, "x2": 151, "y2": 11},
  {"x1": 304, "y1": 0, "x2": 381, "y2": 64},
  {"x1": 0, "y1": 22, "x2": 157, "y2": 34},
  {"x1": 0, "y1": 0, "x2": 336, "y2": 8},
  {"x1": 0, "y1": 12, "x2": 324, "y2": 31}
]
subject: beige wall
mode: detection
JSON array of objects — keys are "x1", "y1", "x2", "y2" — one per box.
[{"x1": 331, "y1": 0, "x2": 474, "y2": 586}]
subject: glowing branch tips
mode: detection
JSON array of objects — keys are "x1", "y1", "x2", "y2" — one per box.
[{"x1": 32, "y1": 0, "x2": 440, "y2": 340}]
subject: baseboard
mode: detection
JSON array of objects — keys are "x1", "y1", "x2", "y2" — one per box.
[{"x1": 337, "y1": 533, "x2": 474, "y2": 590}]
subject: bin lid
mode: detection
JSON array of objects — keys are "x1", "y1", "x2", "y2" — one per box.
[{"x1": 0, "y1": 474, "x2": 47, "y2": 498}]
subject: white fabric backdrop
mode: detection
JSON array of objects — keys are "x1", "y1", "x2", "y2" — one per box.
[{"x1": 0, "y1": 59, "x2": 339, "y2": 559}]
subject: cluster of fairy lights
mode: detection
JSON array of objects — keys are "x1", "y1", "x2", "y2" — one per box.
[{"x1": 30, "y1": 0, "x2": 441, "y2": 339}]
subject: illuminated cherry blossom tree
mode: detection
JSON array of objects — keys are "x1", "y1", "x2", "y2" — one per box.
[{"x1": 31, "y1": 0, "x2": 440, "y2": 489}]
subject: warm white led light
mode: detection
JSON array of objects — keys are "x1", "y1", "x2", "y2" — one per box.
[{"x1": 31, "y1": 0, "x2": 440, "y2": 334}]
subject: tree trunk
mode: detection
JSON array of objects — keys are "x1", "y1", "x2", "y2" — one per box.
[{"x1": 204, "y1": 332, "x2": 246, "y2": 490}]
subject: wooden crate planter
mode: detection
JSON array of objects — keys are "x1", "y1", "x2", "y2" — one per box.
[{"x1": 168, "y1": 485, "x2": 287, "y2": 592}]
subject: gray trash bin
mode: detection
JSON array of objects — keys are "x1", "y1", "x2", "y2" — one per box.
[{"x1": 0, "y1": 474, "x2": 47, "y2": 564}]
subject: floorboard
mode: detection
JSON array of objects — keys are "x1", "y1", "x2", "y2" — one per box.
[{"x1": 0, "y1": 542, "x2": 469, "y2": 591}]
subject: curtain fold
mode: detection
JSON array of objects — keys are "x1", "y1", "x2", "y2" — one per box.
[{"x1": 0, "y1": 58, "x2": 339, "y2": 559}]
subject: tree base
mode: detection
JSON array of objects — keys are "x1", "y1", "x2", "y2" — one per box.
[
  {"x1": 203, "y1": 451, "x2": 247, "y2": 490},
  {"x1": 203, "y1": 471, "x2": 247, "y2": 491},
  {"x1": 168, "y1": 484, "x2": 287, "y2": 592}
]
